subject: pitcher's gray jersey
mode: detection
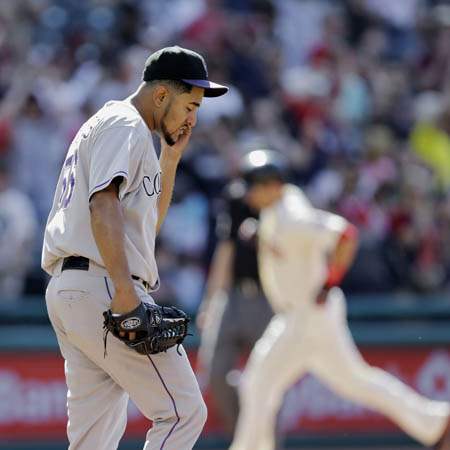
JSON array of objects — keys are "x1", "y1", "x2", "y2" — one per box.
[{"x1": 42, "y1": 100, "x2": 161, "y2": 289}]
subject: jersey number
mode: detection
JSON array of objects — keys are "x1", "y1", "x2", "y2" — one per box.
[{"x1": 58, "y1": 150, "x2": 78, "y2": 209}]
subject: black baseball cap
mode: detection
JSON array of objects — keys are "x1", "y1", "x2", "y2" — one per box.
[{"x1": 142, "y1": 46, "x2": 228, "y2": 98}]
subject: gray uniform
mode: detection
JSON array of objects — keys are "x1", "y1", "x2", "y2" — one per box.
[{"x1": 42, "y1": 100, "x2": 206, "y2": 450}]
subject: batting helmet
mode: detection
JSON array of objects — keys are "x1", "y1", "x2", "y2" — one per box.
[{"x1": 239, "y1": 149, "x2": 289, "y2": 187}]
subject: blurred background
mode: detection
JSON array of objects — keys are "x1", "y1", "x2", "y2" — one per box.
[{"x1": 2, "y1": 0, "x2": 450, "y2": 448}]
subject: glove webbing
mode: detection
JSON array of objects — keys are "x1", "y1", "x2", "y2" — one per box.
[{"x1": 102, "y1": 316, "x2": 190, "y2": 357}]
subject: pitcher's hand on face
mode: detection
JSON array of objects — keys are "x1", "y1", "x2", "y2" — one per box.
[{"x1": 161, "y1": 124, "x2": 192, "y2": 161}]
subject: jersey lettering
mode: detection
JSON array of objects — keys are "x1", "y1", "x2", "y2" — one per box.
[
  {"x1": 58, "y1": 150, "x2": 78, "y2": 209},
  {"x1": 142, "y1": 172, "x2": 162, "y2": 197}
]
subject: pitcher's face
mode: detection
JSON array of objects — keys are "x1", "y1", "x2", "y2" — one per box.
[{"x1": 159, "y1": 86, "x2": 203, "y2": 145}]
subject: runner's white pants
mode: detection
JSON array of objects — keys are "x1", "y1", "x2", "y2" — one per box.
[{"x1": 230, "y1": 288, "x2": 449, "y2": 450}]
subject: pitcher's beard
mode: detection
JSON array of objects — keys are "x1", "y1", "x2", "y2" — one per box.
[{"x1": 161, "y1": 120, "x2": 176, "y2": 146}]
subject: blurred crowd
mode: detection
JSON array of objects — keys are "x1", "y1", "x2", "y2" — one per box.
[{"x1": 1, "y1": 0, "x2": 450, "y2": 309}]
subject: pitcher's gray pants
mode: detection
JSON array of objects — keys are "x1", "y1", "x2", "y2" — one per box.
[{"x1": 46, "y1": 269, "x2": 206, "y2": 450}]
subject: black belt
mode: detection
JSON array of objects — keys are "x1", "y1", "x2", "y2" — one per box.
[{"x1": 61, "y1": 256, "x2": 151, "y2": 291}]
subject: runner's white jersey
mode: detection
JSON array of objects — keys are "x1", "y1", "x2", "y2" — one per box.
[
  {"x1": 258, "y1": 184, "x2": 347, "y2": 313},
  {"x1": 42, "y1": 100, "x2": 161, "y2": 289}
]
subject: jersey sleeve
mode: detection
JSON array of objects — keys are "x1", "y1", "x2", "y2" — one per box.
[
  {"x1": 311, "y1": 210, "x2": 348, "y2": 251},
  {"x1": 88, "y1": 125, "x2": 140, "y2": 201},
  {"x1": 281, "y1": 207, "x2": 348, "y2": 253}
]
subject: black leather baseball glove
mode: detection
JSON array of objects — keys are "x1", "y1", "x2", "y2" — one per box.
[{"x1": 102, "y1": 302, "x2": 190, "y2": 357}]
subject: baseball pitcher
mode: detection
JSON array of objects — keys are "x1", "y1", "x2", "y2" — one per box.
[{"x1": 42, "y1": 46, "x2": 227, "y2": 450}]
